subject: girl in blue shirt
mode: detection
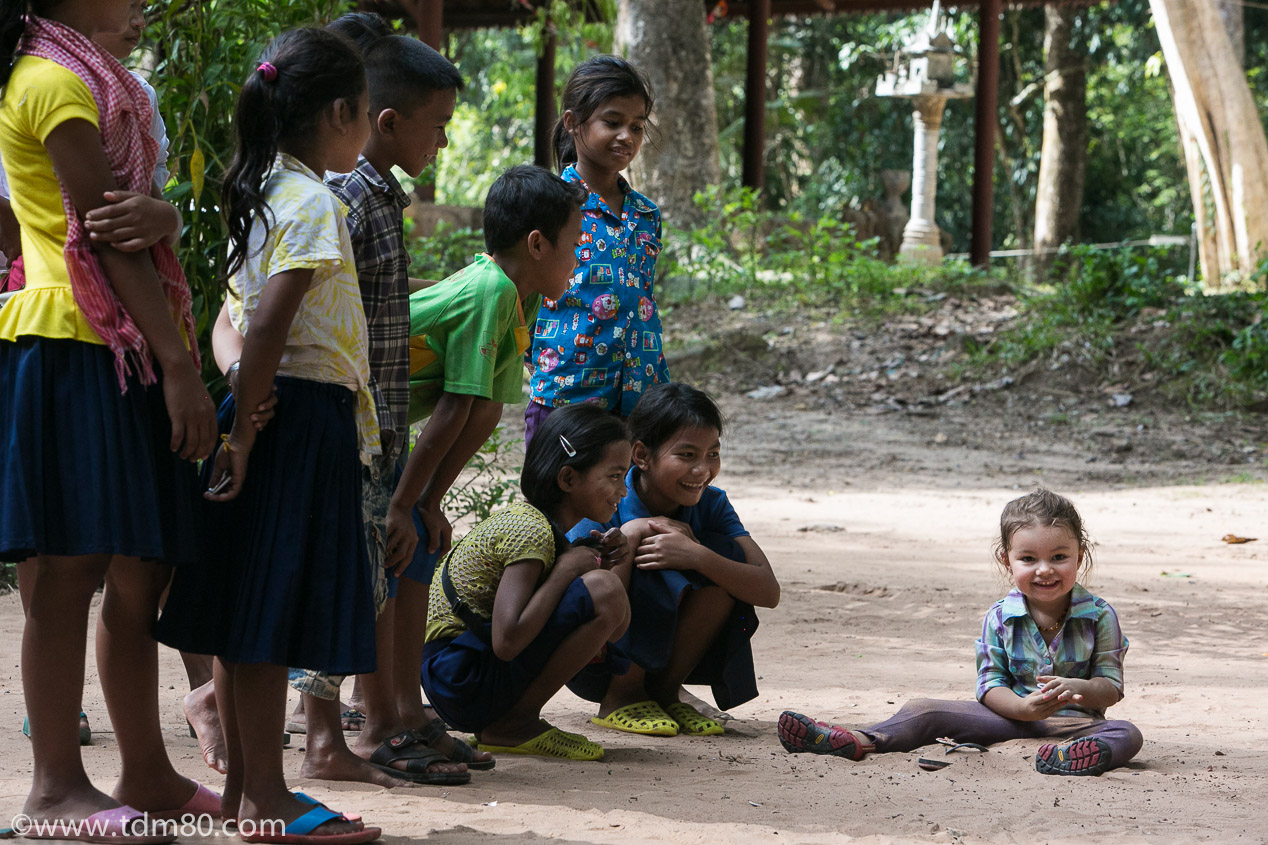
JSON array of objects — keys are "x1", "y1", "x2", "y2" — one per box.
[
  {"x1": 568, "y1": 383, "x2": 780, "y2": 737},
  {"x1": 778, "y1": 489, "x2": 1143, "y2": 776},
  {"x1": 525, "y1": 56, "x2": 668, "y2": 443}
]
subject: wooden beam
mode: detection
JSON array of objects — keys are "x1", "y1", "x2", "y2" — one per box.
[
  {"x1": 970, "y1": 0, "x2": 1001, "y2": 266},
  {"x1": 742, "y1": 0, "x2": 770, "y2": 190},
  {"x1": 535, "y1": 29, "x2": 558, "y2": 169},
  {"x1": 418, "y1": 0, "x2": 442, "y2": 48}
]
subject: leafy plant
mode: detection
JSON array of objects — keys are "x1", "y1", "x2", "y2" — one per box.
[
  {"x1": 406, "y1": 220, "x2": 486, "y2": 282},
  {"x1": 441, "y1": 425, "x2": 522, "y2": 524}
]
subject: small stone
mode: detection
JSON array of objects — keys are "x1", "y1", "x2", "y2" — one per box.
[{"x1": 728, "y1": 294, "x2": 746, "y2": 310}]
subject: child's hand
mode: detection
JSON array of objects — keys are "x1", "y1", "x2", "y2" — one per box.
[
  {"x1": 384, "y1": 500, "x2": 419, "y2": 576},
  {"x1": 1036, "y1": 675, "x2": 1089, "y2": 705},
  {"x1": 1017, "y1": 688, "x2": 1069, "y2": 721},
  {"x1": 555, "y1": 545, "x2": 601, "y2": 580},
  {"x1": 85, "y1": 190, "x2": 180, "y2": 252},
  {"x1": 164, "y1": 363, "x2": 217, "y2": 461},
  {"x1": 651, "y1": 517, "x2": 697, "y2": 541},
  {"x1": 635, "y1": 521, "x2": 703, "y2": 571},
  {"x1": 204, "y1": 435, "x2": 250, "y2": 502},
  {"x1": 226, "y1": 367, "x2": 279, "y2": 432},
  {"x1": 591, "y1": 527, "x2": 629, "y2": 570},
  {"x1": 416, "y1": 503, "x2": 453, "y2": 557}
]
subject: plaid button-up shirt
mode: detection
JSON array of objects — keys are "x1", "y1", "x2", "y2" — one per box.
[
  {"x1": 327, "y1": 158, "x2": 412, "y2": 458},
  {"x1": 975, "y1": 583, "x2": 1128, "y2": 719}
]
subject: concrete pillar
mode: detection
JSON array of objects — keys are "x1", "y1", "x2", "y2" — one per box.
[{"x1": 900, "y1": 94, "x2": 948, "y2": 264}]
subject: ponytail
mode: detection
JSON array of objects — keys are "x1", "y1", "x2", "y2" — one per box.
[
  {"x1": 552, "y1": 55, "x2": 654, "y2": 171},
  {"x1": 222, "y1": 27, "x2": 365, "y2": 280}
]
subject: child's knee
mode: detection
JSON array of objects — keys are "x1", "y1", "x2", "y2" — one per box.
[{"x1": 581, "y1": 569, "x2": 629, "y2": 618}]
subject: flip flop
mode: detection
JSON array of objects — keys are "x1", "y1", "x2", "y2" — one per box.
[
  {"x1": 776, "y1": 711, "x2": 872, "y2": 761},
  {"x1": 22, "y1": 712, "x2": 91, "y2": 745},
  {"x1": 590, "y1": 701, "x2": 678, "y2": 736},
  {"x1": 1035, "y1": 737, "x2": 1113, "y2": 776},
  {"x1": 368, "y1": 730, "x2": 470, "y2": 785},
  {"x1": 239, "y1": 803, "x2": 380, "y2": 845},
  {"x1": 418, "y1": 717, "x2": 495, "y2": 770},
  {"x1": 665, "y1": 701, "x2": 724, "y2": 736},
  {"x1": 477, "y1": 725, "x2": 604, "y2": 761},
  {"x1": 23, "y1": 805, "x2": 176, "y2": 844},
  {"x1": 148, "y1": 780, "x2": 222, "y2": 821},
  {"x1": 340, "y1": 708, "x2": 366, "y2": 732}
]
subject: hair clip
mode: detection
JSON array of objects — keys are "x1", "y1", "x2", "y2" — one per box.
[
  {"x1": 256, "y1": 61, "x2": 279, "y2": 82},
  {"x1": 559, "y1": 434, "x2": 577, "y2": 457}
]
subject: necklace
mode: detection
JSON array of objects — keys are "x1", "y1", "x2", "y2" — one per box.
[{"x1": 1038, "y1": 617, "x2": 1064, "y2": 633}]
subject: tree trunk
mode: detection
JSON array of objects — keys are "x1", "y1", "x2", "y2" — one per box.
[
  {"x1": 614, "y1": 0, "x2": 722, "y2": 226},
  {"x1": 1217, "y1": 0, "x2": 1244, "y2": 67},
  {"x1": 1032, "y1": 4, "x2": 1087, "y2": 280},
  {"x1": 1151, "y1": 0, "x2": 1268, "y2": 288}
]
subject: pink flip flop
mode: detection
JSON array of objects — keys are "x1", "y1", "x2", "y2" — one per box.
[
  {"x1": 148, "y1": 780, "x2": 222, "y2": 821},
  {"x1": 23, "y1": 806, "x2": 176, "y2": 844}
]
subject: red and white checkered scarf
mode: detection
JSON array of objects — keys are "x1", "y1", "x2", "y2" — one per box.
[{"x1": 18, "y1": 16, "x2": 198, "y2": 390}]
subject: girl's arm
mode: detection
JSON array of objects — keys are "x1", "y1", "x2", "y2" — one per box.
[
  {"x1": 204, "y1": 268, "x2": 312, "y2": 500},
  {"x1": 210, "y1": 300, "x2": 278, "y2": 432},
  {"x1": 490, "y1": 547, "x2": 599, "y2": 661},
  {"x1": 44, "y1": 119, "x2": 215, "y2": 460},
  {"x1": 634, "y1": 528, "x2": 781, "y2": 608},
  {"x1": 0, "y1": 195, "x2": 21, "y2": 259}
]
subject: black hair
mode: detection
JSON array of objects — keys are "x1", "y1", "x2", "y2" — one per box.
[
  {"x1": 553, "y1": 54, "x2": 653, "y2": 170},
  {"x1": 363, "y1": 34, "x2": 463, "y2": 115},
  {"x1": 627, "y1": 383, "x2": 724, "y2": 455},
  {"x1": 482, "y1": 164, "x2": 586, "y2": 254},
  {"x1": 0, "y1": 1, "x2": 54, "y2": 87},
  {"x1": 326, "y1": 11, "x2": 393, "y2": 54},
  {"x1": 222, "y1": 27, "x2": 366, "y2": 280},
  {"x1": 521, "y1": 403, "x2": 629, "y2": 520}
]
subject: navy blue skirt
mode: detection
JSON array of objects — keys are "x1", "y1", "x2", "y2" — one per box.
[
  {"x1": 155, "y1": 377, "x2": 376, "y2": 675},
  {"x1": 0, "y1": 337, "x2": 202, "y2": 565},
  {"x1": 568, "y1": 532, "x2": 760, "y2": 711},
  {"x1": 421, "y1": 576, "x2": 598, "y2": 734}
]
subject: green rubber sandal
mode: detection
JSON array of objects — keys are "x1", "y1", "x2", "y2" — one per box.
[
  {"x1": 665, "y1": 701, "x2": 724, "y2": 736},
  {"x1": 591, "y1": 701, "x2": 678, "y2": 736}
]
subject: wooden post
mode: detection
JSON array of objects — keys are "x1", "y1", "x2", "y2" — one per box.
[
  {"x1": 741, "y1": 0, "x2": 770, "y2": 190},
  {"x1": 970, "y1": 0, "x2": 1001, "y2": 266},
  {"x1": 535, "y1": 29, "x2": 558, "y2": 169}
]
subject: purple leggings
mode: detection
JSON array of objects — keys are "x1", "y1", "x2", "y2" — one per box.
[
  {"x1": 863, "y1": 698, "x2": 1143, "y2": 769},
  {"x1": 523, "y1": 401, "x2": 554, "y2": 449}
]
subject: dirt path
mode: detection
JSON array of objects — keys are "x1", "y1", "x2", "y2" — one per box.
[{"x1": 2, "y1": 402, "x2": 1266, "y2": 843}]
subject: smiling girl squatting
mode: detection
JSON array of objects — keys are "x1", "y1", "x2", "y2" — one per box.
[{"x1": 778, "y1": 489, "x2": 1143, "y2": 776}]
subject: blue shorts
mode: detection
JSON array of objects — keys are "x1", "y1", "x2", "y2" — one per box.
[
  {"x1": 420, "y1": 576, "x2": 595, "y2": 734},
  {"x1": 386, "y1": 506, "x2": 441, "y2": 597}
]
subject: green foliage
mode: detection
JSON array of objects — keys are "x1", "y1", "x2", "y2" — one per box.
[
  {"x1": 663, "y1": 185, "x2": 999, "y2": 315},
  {"x1": 405, "y1": 221, "x2": 485, "y2": 282},
  {"x1": 441, "y1": 425, "x2": 522, "y2": 524},
  {"x1": 145, "y1": 0, "x2": 352, "y2": 389},
  {"x1": 973, "y1": 245, "x2": 1268, "y2": 407}
]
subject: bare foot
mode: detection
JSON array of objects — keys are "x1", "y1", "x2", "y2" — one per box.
[
  {"x1": 287, "y1": 699, "x2": 363, "y2": 733},
  {"x1": 679, "y1": 686, "x2": 732, "y2": 722},
  {"x1": 22, "y1": 783, "x2": 119, "y2": 830},
  {"x1": 184, "y1": 680, "x2": 228, "y2": 774},
  {"x1": 354, "y1": 729, "x2": 469, "y2": 778},
  {"x1": 300, "y1": 743, "x2": 415, "y2": 788},
  {"x1": 242, "y1": 791, "x2": 368, "y2": 840},
  {"x1": 414, "y1": 715, "x2": 493, "y2": 768}
]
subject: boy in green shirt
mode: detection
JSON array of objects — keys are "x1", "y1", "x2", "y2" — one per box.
[{"x1": 387, "y1": 164, "x2": 585, "y2": 743}]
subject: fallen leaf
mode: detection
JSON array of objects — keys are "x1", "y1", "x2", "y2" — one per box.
[
  {"x1": 1221, "y1": 534, "x2": 1257, "y2": 544},
  {"x1": 1160, "y1": 571, "x2": 1193, "y2": 578}
]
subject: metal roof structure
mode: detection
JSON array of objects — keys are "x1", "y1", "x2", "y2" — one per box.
[{"x1": 364, "y1": 0, "x2": 1088, "y2": 264}]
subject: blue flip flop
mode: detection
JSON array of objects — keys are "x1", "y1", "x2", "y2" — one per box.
[{"x1": 22, "y1": 712, "x2": 91, "y2": 745}]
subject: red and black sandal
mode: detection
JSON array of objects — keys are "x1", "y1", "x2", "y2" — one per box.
[
  {"x1": 1035, "y1": 737, "x2": 1112, "y2": 776},
  {"x1": 777, "y1": 711, "x2": 872, "y2": 761}
]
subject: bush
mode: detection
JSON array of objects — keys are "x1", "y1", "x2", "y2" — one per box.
[{"x1": 406, "y1": 221, "x2": 486, "y2": 283}]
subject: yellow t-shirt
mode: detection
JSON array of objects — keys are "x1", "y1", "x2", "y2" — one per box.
[
  {"x1": 227, "y1": 154, "x2": 380, "y2": 458},
  {"x1": 0, "y1": 56, "x2": 102, "y2": 343},
  {"x1": 425, "y1": 503, "x2": 558, "y2": 643}
]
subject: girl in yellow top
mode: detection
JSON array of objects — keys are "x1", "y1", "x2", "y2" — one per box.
[
  {"x1": 0, "y1": 1, "x2": 217, "y2": 841},
  {"x1": 155, "y1": 27, "x2": 381, "y2": 845}
]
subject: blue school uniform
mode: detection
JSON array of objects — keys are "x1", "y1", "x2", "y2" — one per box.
[
  {"x1": 527, "y1": 165, "x2": 669, "y2": 415},
  {"x1": 567, "y1": 468, "x2": 760, "y2": 710}
]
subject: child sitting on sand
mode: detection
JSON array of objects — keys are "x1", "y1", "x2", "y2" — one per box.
[{"x1": 779, "y1": 488, "x2": 1143, "y2": 776}]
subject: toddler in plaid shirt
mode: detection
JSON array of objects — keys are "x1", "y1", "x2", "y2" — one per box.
[{"x1": 777, "y1": 489, "x2": 1143, "y2": 777}]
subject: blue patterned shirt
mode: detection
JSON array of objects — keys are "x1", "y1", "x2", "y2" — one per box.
[
  {"x1": 975, "y1": 583, "x2": 1127, "y2": 719},
  {"x1": 528, "y1": 164, "x2": 669, "y2": 415}
]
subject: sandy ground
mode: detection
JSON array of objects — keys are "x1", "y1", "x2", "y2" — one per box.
[{"x1": 2, "y1": 404, "x2": 1267, "y2": 844}]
